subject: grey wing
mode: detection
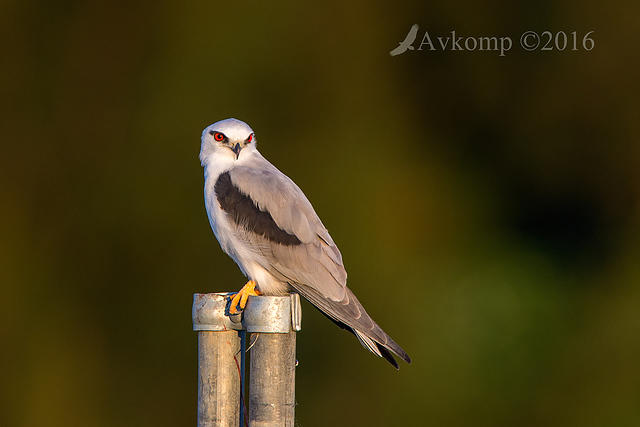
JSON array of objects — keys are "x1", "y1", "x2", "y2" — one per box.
[
  {"x1": 228, "y1": 159, "x2": 346, "y2": 300},
  {"x1": 228, "y1": 157, "x2": 410, "y2": 366}
]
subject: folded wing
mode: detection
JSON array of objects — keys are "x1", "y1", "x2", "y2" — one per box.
[{"x1": 218, "y1": 155, "x2": 410, "y2": 367}]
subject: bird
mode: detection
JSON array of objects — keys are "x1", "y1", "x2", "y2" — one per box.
[
  {"x1": 200, "y1": 118, "x2": 411, "y2": 368},
  {"x1": 389, "y1": 24, "x2": 419, "y2": 56}
]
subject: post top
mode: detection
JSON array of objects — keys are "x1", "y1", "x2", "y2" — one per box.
[{"x1": 192, "y1": 292, "x2": 302, "y2": 333}]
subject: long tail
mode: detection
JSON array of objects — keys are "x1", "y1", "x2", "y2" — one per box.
[
  {"x1": 353, "y1": 328, "x2": 410, "y2": 369},
  {"x1": 295, "y1": 283, "x2": 412, "y2": 369}
]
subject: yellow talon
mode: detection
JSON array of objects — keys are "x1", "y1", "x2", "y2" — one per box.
[{"x1": 229, "y1": 280, "x2": 261, "y2": 314}]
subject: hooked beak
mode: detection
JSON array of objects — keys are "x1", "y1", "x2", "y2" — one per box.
[{"x1": 231, "y1": 143, "x2": 242, "y2": 159}]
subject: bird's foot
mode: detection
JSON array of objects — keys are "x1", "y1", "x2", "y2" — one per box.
[{"x1": 229, "y1": 280, "x2": 261, "y2": 314}]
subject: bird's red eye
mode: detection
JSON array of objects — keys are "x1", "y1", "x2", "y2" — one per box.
[
  {"x1": 213, "y1": 132, "x2": 224, "y2": 142},
  {"x1": 247, "y1": 133, "x2": 253, "y2": 143}
]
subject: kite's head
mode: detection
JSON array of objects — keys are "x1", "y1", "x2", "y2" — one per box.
[{"x1": 200, "y1": 118, "x2": 256, "y2": 166}]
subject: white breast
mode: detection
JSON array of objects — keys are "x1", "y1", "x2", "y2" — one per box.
[
  {"x1": 203, "y1": 153, "x2": 290, "y2": 295},
  {"x1": 203, "y1": 155, "x2": 246, "y2": 272}
]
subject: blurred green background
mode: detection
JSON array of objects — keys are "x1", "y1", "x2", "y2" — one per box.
[{"x1": 2, "y1": 1, "x2": 639, "y2": 426}]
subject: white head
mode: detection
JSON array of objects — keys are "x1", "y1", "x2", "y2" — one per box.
[{"x1": 200, "y1": 118, "x2": 257, "y2": 167}]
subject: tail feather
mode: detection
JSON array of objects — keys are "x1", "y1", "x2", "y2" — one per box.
[
  {"x1": 354, "y1": 329, "x2": 382, "y2": 356},
  {"x1": 377, "y1": 344, "x2": 400, "y2": 369},
  {"x1": 354, "y1": 329, "x2": 407, "y2": 369},
  {"x1": 295, "y1": 286, "x2": 411, "y2": 368}
]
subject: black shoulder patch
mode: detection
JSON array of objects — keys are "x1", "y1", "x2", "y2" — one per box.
[{"x1": 214, "y1": 172, "x2": 302, "y2": 246}]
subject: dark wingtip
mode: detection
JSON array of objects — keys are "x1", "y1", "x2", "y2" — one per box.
[
  {"x1": 385, "y1": 340, "x2": 411, "y2": 365},
  {"x1": 378, "y1": 344, "x2": 400, "y2": 369},
  {"x1": 398, "y1": 350, "x2": 411, "y2": 364}
]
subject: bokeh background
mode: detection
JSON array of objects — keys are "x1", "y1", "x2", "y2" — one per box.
[{"x1": 2, "y1": 1, "x2": 639, "y2": 426}]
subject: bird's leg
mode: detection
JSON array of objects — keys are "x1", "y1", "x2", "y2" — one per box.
[{"x1": 229, "y1": 280, "x2": 261, "y2": 314}]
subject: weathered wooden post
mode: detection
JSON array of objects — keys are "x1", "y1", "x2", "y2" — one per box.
[{"x1": 193, "y1": 292, "x2": 302, "y2": 427}]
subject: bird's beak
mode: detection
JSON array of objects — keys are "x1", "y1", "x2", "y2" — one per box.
[{"x1": 232, "y1": 143, "x2": 242, "y2": 159}]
